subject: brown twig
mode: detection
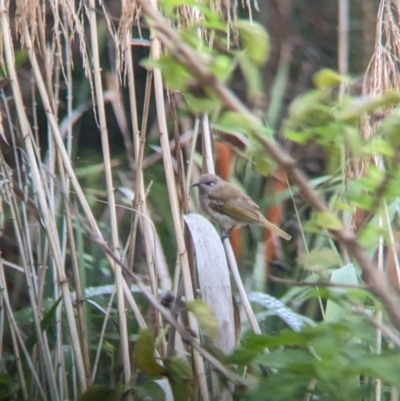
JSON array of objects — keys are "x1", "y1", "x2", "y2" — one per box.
[
  {"x1": 352, "y1": 305, "x2": 400, "y2": 349},
  {"x1": 269, "y1": 275, "x2": 368, "y2": 290}
]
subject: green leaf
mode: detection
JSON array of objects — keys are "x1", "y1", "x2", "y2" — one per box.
[
  {"x1": 164, "y1": 357, "x2": 193, "y2": 401},
  {"x1": 247, "y1": 371, "x2": 311, "y2": 401},
  {"x1": 79, "y1": 384, "x2": 121, "y2": 401},
  {"x1": 287, "y1": 90, "x2": 331, "y2": 126},
  {"x1": 135, "y1": 330, "x2": 165, "y2": 376},
  {"x1": 325, "y1": 264, "x2": 359, "y2": 323},
  {"x1": 299, "y1": 248, "x2": 342, "y2": 272},
  {"x1": 313, "y1": 211, "x2": 343, "y2": 230},
  {"x1": 209, "y1": 54, "x2": 236, "y2": 83},
  {"x1": 40, "y1": 296, "x2": 62, "y2": 331},
  {"x1": 141, "y1": 56, "x2": 192, "y2": 91},
  {"x1": 313, "y1": 69, "x2": 347, "y2": 89},
  {"x1": 135, "y1": 381, "x2": 166, "y2": 401},
  {"x1": 214, "y1": 111, "x2": 258, "y2": 136},
  {"x1": 226, "y1": 332, "x2": 309, "y2": 365},
  {"x1": 0, "y1": 374, "x2": 19, "y2": 399},
  {"x1": 254, "y1": 152, "x2": 275, "y2": 176},
  {"x1": 355, "y1": 354, "x2": 400, "y2": 385},
  {"x1": 184, "y1": 88, "x2": 222, "y2": 114},
  {"x1": 26, "y1": 296, "x2": 63, "y2": 350},
  {"x1": 186, "y1": 300, "x2": 218, "y2": 339},
  {"x1": 236, "y1": 51, "x2": 263, "y2": 98},
  {"x1": 255, "y1": 349, "x2": 315, "y2": 370},
  {"x1": 379, "y1": 110, "x2": 400, "y2": 148},
  {"x1": 234, "y1": 20, "x2": 270, "y2": 66},
  {"x1": 363, "y1": 138, "x2": 394, "y2": 157}
]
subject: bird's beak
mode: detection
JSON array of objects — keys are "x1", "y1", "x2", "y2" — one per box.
[{"x1": 191, "y1": 182, "x2": 199, "y2": 188}]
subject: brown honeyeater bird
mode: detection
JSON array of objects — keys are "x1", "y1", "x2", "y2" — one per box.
[{"x1": 191, "y1": 173, "x2": 291, "y2": 241}]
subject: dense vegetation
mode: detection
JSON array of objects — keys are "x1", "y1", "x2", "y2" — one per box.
[{"x1": 1, "y1": 0, "x2": 400, "y2": 400}]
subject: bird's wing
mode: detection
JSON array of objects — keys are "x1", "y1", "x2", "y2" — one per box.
[{"x1": 208, "y1": 193, "x2": 260, "y2": 224}]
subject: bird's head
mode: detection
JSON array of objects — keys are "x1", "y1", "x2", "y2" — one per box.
[{"x1": 191, "y1": 173, "x2": 221, "y2": 195}]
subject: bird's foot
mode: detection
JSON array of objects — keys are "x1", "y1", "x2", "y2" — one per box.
[
  {"x1": 220, "y1": 232, "x2": 231, "y2": 242},
  {"x1": 220, "y1": 227, "x2": 235, "y2": 243}
]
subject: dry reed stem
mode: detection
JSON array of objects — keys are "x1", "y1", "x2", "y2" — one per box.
[
  {"x1": 0, "y1": 262, "x2": 46, "y2": 400},
  {"x1": 122, "y1": 4, "x2": 163, "y2": 303},
  {"x1": 87, "y1": 0, "x2": 132, "y2": 390},
  {"x1": 134, "y1": 71, "x2": 159, "y2": 298},
  {"x1": 59, "y1": 12, "x2": 92, "y2": 384},
  {"x1": 128, "y1": 67, "x2": 166, "y2": 350},
  {"x1": 19, "y1": 22, "x2": 87, "y2": 394},
  {"x1": 43, "y1": 27, "x2": 69, "y2": 400},
  {"x1": 148, "y1": 0, "x2": 209, "y2": 397},
  {"x1": 0, "y1": 37, "x2": 61, "y2": 401},
  {"x1": 0, "y1": 260, "x2": 28, "y2": 400},
  {"x1": 185, "y1": 118, "x2": 201, "y2": 192},
  {"x1": 167, "y1": 92, "x2": 196, "y2": 357},
  {"x1": 27, "y1": 29, "x2": 149, "y2": 336},
  {"x1": 92, "y1": 287, "x2": 116, "y2": 381},
  {"x1": 5, "y1": 6, "x2": 145, "y2": 393},
  {"x1": 136, "y1": 0, "x2": 400, "y2": 333},
  {"x1": 59, "y1": 157, "x2": 92, "y2": 386},
  {"x1": 124, "y1": 22, "x2": 164, "y2": 314},
  {"x1": 360, "y1": 0, "x2": 400, "y2": 177}
]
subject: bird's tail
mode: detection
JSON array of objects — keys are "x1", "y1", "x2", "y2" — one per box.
[{"x1": 259, "y1": 215, "x2": 291, "y2": 241}]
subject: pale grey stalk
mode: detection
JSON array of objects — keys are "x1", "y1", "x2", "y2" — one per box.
[
  {"x1": 92, "y1": 287, "x2": 116, "y2": 381},
  {"x1": 224, "y1": 242, "x2": 261, "y2": 333},
  {"x1": 19, "y1": 15, "x2": 146, "y2": 334},
  {"x1": 87, "y1": 0, "x2": 132, "y2": 388},
  {"x1": 375, "y1": 156, "x2": 384, "y2": 401},
  {"x1": 125, "y1": 37, "x2": 164, "y2": 352},
  {"x1": 148, "y1": 1, "x2": 209, "y2": 397},
  {"x1": 31, "y1": 73, "x2": 40, "y2": 145},
  {"x1": 0, "y1": 153, "x2": 58, "y2": 399},
  {"x1": 338, "y1": 0, "x2": 349, "y2": 96},
  {"x1": 1, "y1": 88, "x2": 38, "y2": 308},
  {"x1": 61, "y1": 9, "x2": 92, "y2": 385},
  {"x1": 202, "y1": 114, "x2": 214, "y2": 173},
  {"x1": 385, "y1": 202, "x2": 400, "y2": 287},
  {"x1": 185, "y1": 118, "x2": 200, "y2": 193},
  {"x1": 0, "y1": 265, "x2": 47, "y2": 401},
  {"x1": 0, "y1": 261, "x2": 28, "y2": 399},
  {"x1": 19, "y1": 21, "x2": 86, "y2": 392},
  {"x1": 130, "y1": 70, "x2": 159, "y2": 298},
  {"x1": 45, "y1": 46, "x2": 65, "y2": 397},
  {"x1": 0, "y1": 239, "x2": 3, "y2": 368}
]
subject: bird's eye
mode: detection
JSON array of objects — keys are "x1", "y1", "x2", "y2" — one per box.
[{"x1": 207, "y1": 181, "x2": 215, "y2": 186}]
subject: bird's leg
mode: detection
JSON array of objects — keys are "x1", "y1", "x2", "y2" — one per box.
[{"x1": 220, "y1": 226, "x2": 235, "y2": 242}]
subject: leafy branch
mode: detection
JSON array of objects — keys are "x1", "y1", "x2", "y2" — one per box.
[{"x1": 136, "y1": 0, "x2": 400, "y2": 331}]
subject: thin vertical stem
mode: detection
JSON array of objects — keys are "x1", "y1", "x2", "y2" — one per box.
[
  {"x1": 338, "y1": 0, "x2": 349, "y2": 96},
  {"x1": 22, "y1": 22, "x2": 87, "y2": 393},
  {"x1": 148, "y1": 0, "x2": 209, "y2": 397},
  {"x1": 61, "y1": 9, "x2": 92, "y2": 386},
  {"x1": 87, "y1": 0, "x2": 131, "y2": 389}
]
